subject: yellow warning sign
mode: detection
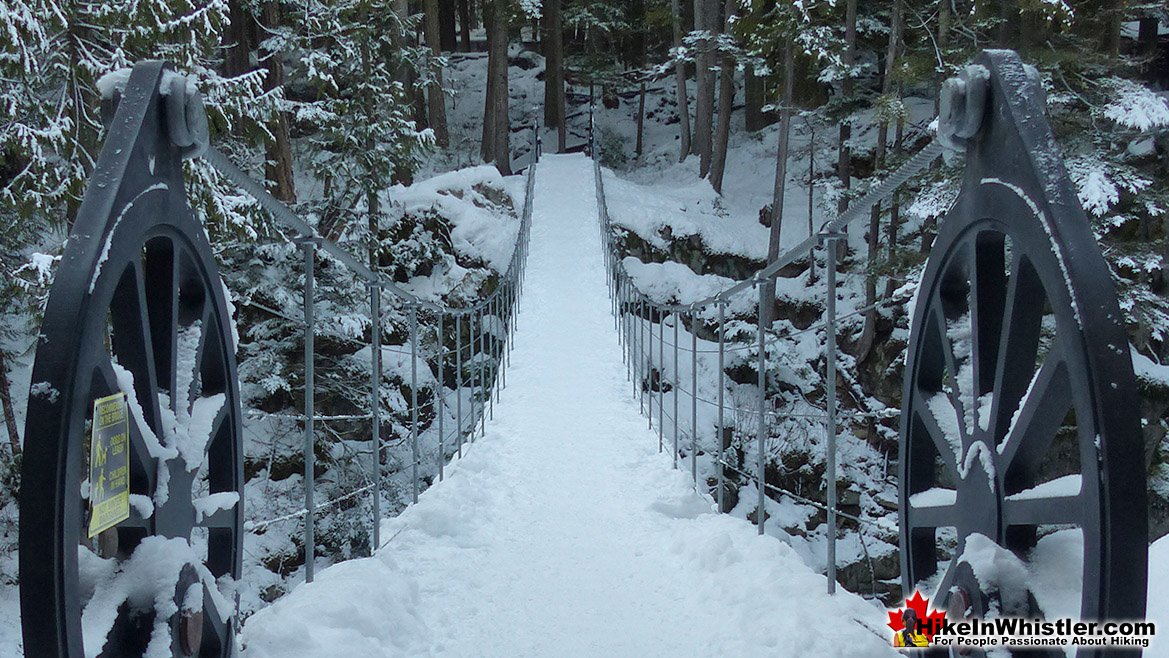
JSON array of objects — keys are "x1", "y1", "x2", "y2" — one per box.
[{"x1": 88, "y1": 392, "x2": 130, "y2": 538}]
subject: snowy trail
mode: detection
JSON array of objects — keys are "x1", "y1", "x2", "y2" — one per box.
[{"x1": 240, "y1": 154, "x2": 899, "y2": 658}]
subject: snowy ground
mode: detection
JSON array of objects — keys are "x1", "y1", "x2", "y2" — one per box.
[{"x1": 238, "y1": 154, "x2": 899, "y2": 657}]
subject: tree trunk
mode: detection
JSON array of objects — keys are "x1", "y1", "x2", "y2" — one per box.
[
  {"x1": 439, "y1": 0, "x2": 458, "y2": 52},
  {"x1": 1139, "y1": 17, "x2": 1159, "y2": 59},
  {"x1": 361, "y1": 39, "x2": 381, "y2": 268},
  {"x1": 996, "y1": 1, "x2": 1019, "y2": 47},
  {"x1": 223, "y1": 0, "x2": 252, "y2": 78},
  {"x1": 857, "y1": 0, "x2": 902, "y2": 363},
  {"x1": 687, "y1": 0, "x2": 715, "y2": 177},
  {"x1": 424, "y1": 0, "x2": 451, "y2": 146},
  {"x1": 671, "y1": 0, "x2": 692, "y2": 162},
  {"x1": 806, "y1": 120, "x2": 816, "y2": 284},
  {"x1": 0, "y1": 351, "x2": 20, "y2": 457},
  {"x1": 744, "y1": 64, "x2": 771, "y2": 131},
  {"x1": 481, "y1": 1, "x2": 497, "y2": 162},
  {"x1": 261, "y1": 2, "x2": 296, "y2": 203},
  {"x1": 884, "y1": 115, "x2": 904, "y2": 298},
  {"x1": 761, "y1": 37, "x2": 795, "y2": 329},
  {"x1": 693, "y1": 0, "x2": 717, "y2": 177},
  {"x1": 836, "y1": 0, "x2": 857, "y2": 260},
  {"x1": 934, "y1": 0, "x2": 950, "y2": 117},
  {"x1": 1105, "y1": 0, "x2": 1124, "y2": 61},
  {"x1": 636, "y1": 82, "x2": 647, "y2": 158},
  {"x1": 542, "y1": 0, "x2": 566, "y2": 152},
  {"x1": 709, "y1": 2, "x2": 736, "y2": 194},
  {"x1": 458, "y1": 0, "x2": 472, "y2": 51},
  {"x1": 486, "y1": 0, "x2": 511, "y2": 175}
]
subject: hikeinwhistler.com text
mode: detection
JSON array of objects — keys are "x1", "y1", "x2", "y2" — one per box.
[{"x1": 924, "y1": 618, "x2": 1156, "y2": 649}]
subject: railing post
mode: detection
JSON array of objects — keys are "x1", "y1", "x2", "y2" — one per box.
[
  {"x1": 673, "y1": 311, "x2": 679, "y2": 470},
  {"x1": 658, "y1": 309, "x2": 665, "y2": 451},
  {"x1": 821, "y1": 233, "x2": 841, "y2": 595},
  {"x1": 717, "y1": 300, "x2": 726, "y2": 512},
  {"x1": 409, "y1": 303, "x2": 419, "y2": 504},
  {"x1": 299, "y1": 237, "x2": 318, "y2": 583},
  {"x1": 456, "y1": 313, "x2": 464, "y2": 457},
  {"x1": 618, "y1": 278, "x2": 625, "y2": 361},
  {"x1": 479, "y1": 308, "x2": 487, "y2": 437},
  {"x1": 470, "y1": 312, "x2": 479, "y2": 442},
  {"x1": 370, "y1": 285, "x2": 381, "y2": 550},
  {"x1": 757, "y1": 282, "x2": 767, "y2": 536},
  {"x1": 690, "y1": 307, "x2": 698, "y2": 484},
  {"x1": 488, "y1": 299, "x2": 496, "y2": 418},
  {"x1": 641, "y1": 300, "x2": 648, "y2": 419},
  {"x1": 437, "y1": 312, "x2": 445, "y2": 482},
  {"x1": 499, "y1": 295, "x2": 507, "y2": 390}
]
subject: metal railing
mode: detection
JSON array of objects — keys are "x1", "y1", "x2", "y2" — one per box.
[
  {"x1": 588, "y1": 103, "x2": 942, "y2": 594},
  {"x1": 204, "y1": 102, "x2": 540, "y2": 582}
]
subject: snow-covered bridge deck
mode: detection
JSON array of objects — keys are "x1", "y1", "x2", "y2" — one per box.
[{"x1": 238, "y1": 154, "x2": 898, "y2": 658}]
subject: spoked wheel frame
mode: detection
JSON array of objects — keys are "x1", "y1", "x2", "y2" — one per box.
[
  {"x1": 20, "y1": 62, "x2": 242, "y2": 658},
  {"x1": 899, "y1": 51, "x2": 1145, "y2": 657}
]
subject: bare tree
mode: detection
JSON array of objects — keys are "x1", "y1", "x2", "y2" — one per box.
[
  {"x1": 260, "y1": 1, "x2": 296, "y2": 202},
  {"x1": 761, "y1": 36, "x2": 795, "y2": 328},
  {"x1": 670, "y1": 0, "x2": 692, "y2": 162},
  {"x1": 543, "y1": 0, "x2": 567, "y2": 152},
  {"x1": 439, "y1": 0, "x2": 458, "y2": 51},
  {"x1": 857, "y1": 0, "x2": 902, "y2": 363},
  {"x1": 693, "y1": 0, "x2": 718, "y2": 176},
  {"x1": 709, "y1": 0, "x2": 737, "y2": 193},
  {"x1": 0, "y1": 352, "x2": 19, "y2": 457},
  {"x1": 835, "y1": 0, "x2": 857, "y2": 260},
  {"x1": 423, "y1": 0, "x2": 451, "y2": 146},
  {"x1": 458, "y1": 0, "x2": 472, "y2": 51},
  {"x1": 223, "y1": 0, "x2": 252, "y2": 77},
  {"x1": 482, "y1": 0, "x2": 511, "y2": 174}
]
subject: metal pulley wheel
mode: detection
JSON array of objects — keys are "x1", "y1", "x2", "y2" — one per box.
[
  {"x1": 20, "y1": 62, "x2": 242, "y2": 658},
  {"x1": 900, "y1": 51, "x2": 1146, "y2": 657}
]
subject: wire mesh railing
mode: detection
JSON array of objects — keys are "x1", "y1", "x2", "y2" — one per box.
[
  {"x1": 588, "y1": 102, "x2": 942, "y2": 594},
  {"x1": 205, "y1": 107, "x2": 539, "y2": 582}
]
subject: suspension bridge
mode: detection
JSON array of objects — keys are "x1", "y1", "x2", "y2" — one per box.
[{"x1": 15, "y1": 51, "x2": 1152, "y2": 658}]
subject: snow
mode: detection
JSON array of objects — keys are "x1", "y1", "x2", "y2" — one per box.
[
  {"x1": 388, "y1": 165, "x2": 522, "y2": 276},
  {"x1": 81, "y1": 536, "x2": 233, "y2": 658},
  {"x1": 980, "y1": 177, "x2": 1082, "y2": 325},
  {"x1": 1101, "y1": 78, "x2": 1169, "y2": 132},
  {"x1": 621, "y1": 257, "x2": 757, "y2": 316},
  {"x1": 128, "y1": 493, "x2": 154, "y2": 519},
  {"x1": 960, "y1": 442, "x2": 996, "y2": 490},
  {"x1": 1001, "y1": 362, "x2": 1044, "y2": 454},
  {"x1": 193, "y1": 492, "x2": 240, "y2": 524},
  {"x1": 1071, "y1": 160, "x2": 1120, "y2": 218},
  {"x1": 96, "y1": 68, "x2": 133, "y2": 100},
  {"x1": 1028, "y1": 528, "x2": 1083, "y2": 624},
  {"x1": 221, "y1": 278, "x2": 240, "y2": 351},
  {"x1": 1131, "y1": 347, "x2": 1169, "y2": 388},
  {"x1": 89, "y1": 182, "x2": 169, "y2": 294},
  {"x1": 239, "y1": 155, "x2": 897, "y2": 657},
  {"x1": 958, "y1": 532, "x2": 1031, "y2": 613},
  {"x1": 927, "y1": 392, "x2": 963, "y2": 463},
  {"x1": 1004, "y1": 474, "x2": 1081, "y2": 501},
  {"x1": 909, "y1": 487, "x2": 956, "y2": 508},
  {"x1": 1148, "y1": 535, "x2": 1169, "y2": 657}
]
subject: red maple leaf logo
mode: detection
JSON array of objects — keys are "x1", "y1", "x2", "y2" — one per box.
[{"x1": 888, "y1": 590, "x2": 947, "y2": 641}]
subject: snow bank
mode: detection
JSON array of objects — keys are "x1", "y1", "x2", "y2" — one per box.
[
  {"x1": 389, "y1": 165, "x2": 522, "y2": 275},
  {"x1": 240, "y1": 553, "x2": 430, "y2": 658},
  {"x1": 1148, "y1": 535, "x2": 1169, "y2": 657}
]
